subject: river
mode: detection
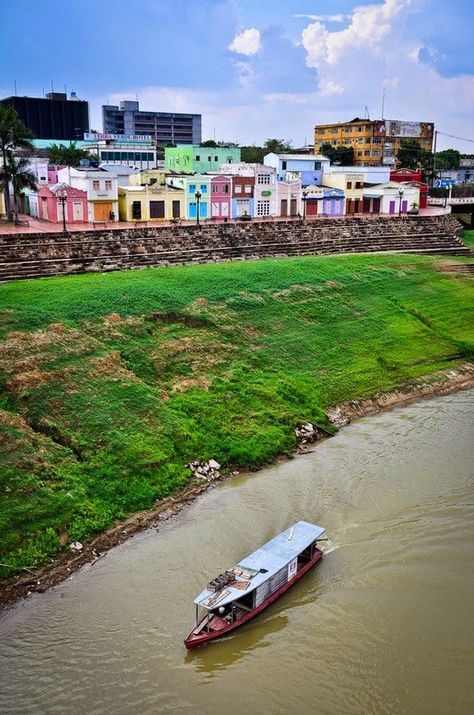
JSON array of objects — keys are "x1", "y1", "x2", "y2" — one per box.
[{"x1": 0, "y1": 391, "x2": 473, "y2": 715}]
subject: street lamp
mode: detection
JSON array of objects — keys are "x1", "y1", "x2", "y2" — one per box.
[
  {"x1": 57, "y1": 188, "x2": 68, "y2": 232},
  {"x1": 195, "y1": 190, "x2": 201, "y2": 228},
  {"x1": 398, "y1": 187, "x2": 404, "y2": 216},
  {"x1": 302, "y1": 188, "x2": 309, "y2": 221}
]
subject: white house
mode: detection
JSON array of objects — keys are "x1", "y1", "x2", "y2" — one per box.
[
  {"x1": 264, "y1": 153, "x2": 330, "y2": 186},
  {"x1": 57, "y1": 166, "x2": 119, "y2": 222},
  {"x1": 362, "y1": 182, "x2": 420, "y2": 215},
  {"x1": 276, "y1": 180, "x2": 302, "y2": 217}
]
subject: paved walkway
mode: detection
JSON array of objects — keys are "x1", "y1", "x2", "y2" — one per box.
[{"x1": 0, "y1": 207, "x2": 450, "y2": 236}]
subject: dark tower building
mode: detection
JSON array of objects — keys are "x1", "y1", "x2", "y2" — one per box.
[{"x1": 0, "y1": 92, "x2": 89, "y2": 140}]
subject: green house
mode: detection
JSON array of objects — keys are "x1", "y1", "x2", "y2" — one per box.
[{"x1": 165, "y1": 145, "x2": 241, "y2": 174}]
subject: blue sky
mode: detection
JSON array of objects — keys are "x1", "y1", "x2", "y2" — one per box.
[{"x1": 1, "y1": 0, "x2": 473, "y2": 150}]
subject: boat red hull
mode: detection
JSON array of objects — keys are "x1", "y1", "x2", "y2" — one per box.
[{"x1": 184, "y1": 548, "x2": 323, "y2": 648}]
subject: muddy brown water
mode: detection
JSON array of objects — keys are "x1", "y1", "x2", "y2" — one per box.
[{"x1": 1, "y1": 391, "x2": 473, "y2": 715}]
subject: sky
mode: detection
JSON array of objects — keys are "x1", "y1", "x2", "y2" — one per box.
[{"x1": 1, "y1": 0, "x2": 473, "y2": 151}]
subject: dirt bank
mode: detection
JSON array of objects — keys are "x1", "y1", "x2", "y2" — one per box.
[{"x1": 1, "y1": 363, "x2": 473, "y2": 613}]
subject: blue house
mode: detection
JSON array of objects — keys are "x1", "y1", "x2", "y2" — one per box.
[{"x1": 264, "y1": 152, "x2": 331, "y2": 187}]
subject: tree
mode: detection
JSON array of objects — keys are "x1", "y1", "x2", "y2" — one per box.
[
  {"x1": 0, "y1": 105, "x2": 34, "y2": 219},
  {"x1": 263, "y1": 138, "x2": 292, "y2": 154},
  {"x1": 200, "y1": 140, "x2": 218, "y2": 147},
  {"x1": 319, "y1": 142, "x2": 354, "y2": 165},
  {"x1": 435, "y1": 149, "x2": 461, "y2": 171},
  {"x1": 0, "y1": 155, "x2": 37, "y2": 223},
  {"x1": 396, "y1": 139, "x2": 427, "y2": 169},
  {"x1": 241, "y1": 145, "x2": 265, "y2": 163},
  {"x1": 48, "y1": 142, "x2": 94, "y2": 167}
]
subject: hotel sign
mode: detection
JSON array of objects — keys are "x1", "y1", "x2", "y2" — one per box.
[{"x1": 84, "y1": 132, "x2": 153, "y2": 143}]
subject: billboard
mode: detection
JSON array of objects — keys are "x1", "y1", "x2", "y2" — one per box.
[{"x1": 372, "y1": 121, "x2": 434, "y2": 140}]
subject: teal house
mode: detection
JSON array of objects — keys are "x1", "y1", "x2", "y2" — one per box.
[
  {"x1": 165, "y1": 145, "x2": 241, "y2": 174},
  {"x1": 166, "y1": 174, "x2": 211, "y2": 220}
]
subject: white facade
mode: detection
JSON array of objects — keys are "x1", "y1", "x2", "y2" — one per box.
[
  {"x1": 58, "y1": 167, "x2": 119, "y2": 222},
  {"x1": 363, "y1": 182, "x2": 420, "y2": 214},
  {"x1": 325, "y1": 165, "x2": 390, "y2": 184},
  {"x1": 275, "y1": 180, "x2": 302, "y2": 216},
  {"x1": 26, "y1": 158, "x2": 49, "y2": 184}
]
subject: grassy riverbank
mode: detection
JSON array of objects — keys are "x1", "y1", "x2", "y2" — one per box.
[{"x1": 1, "y1": 250, "x2": 473, "y2": 577}]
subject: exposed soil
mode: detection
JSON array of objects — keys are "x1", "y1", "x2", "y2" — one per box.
[{"x1": 1, "y1": 363, "x2": 473, "y2": 614}]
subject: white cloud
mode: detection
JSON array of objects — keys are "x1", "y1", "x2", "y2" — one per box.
[
  {"x1": 302, "y1": 0, "x2": 412, "y2": 67},
  {"x1": 294, "y1": 14, "x2": 347, "y2": 22},
  {"x1": 319, "y1": 79, "x2": 344, "y2": 96},
  {"x1": 228, "y1": 28, "x2": 261, "y2": 56}
]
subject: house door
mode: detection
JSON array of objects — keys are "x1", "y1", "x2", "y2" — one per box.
[
  {"x1": 389, "y1": 200, "x2": 396, "y2": 214},
  {"x1": 189, "y1": 202, "x2": 197, "y2": 219},
  {"x1": 363, "y1": 198, "x2": 371, "y2": 213},
  {"x1": 401, "y1": 200, "x2": 408, "y2": 213},
  {"x1": 41, "y1": 201, "x2": 48, "y2": 220},
  {"x1": 95, "y1": 202, "x2": 112, "y2": 220},
  {"x1": 290, "y1": 198, "x2": 297, "y2": 216},
  {"x1": 73, "y1": 202, "x2": 83, "y2": 221},
  {"x1": 373, "y1": 198, "x2": 381, "y2": 214},
  {"x1": 57, "y1": 201, "x2": 65, "y2": 223},
  {"x1": 172, "y1": 200, "x2": 180, "y2": 218},
  {"x1": 306, "y1": 201, "x2": 318, "y2": 216},
  {"x1": 149, "y1": 201, "x2": 165, "y2": 219},
  {"x1": 212, "y1": 201, "x2": 220, "y2": 217},
  {"x1": 280, "y1": 199, "x2": 288, "y2": 216},
  {"x1": 346, "y1": 199, "x2": 353, "y2": 214}
]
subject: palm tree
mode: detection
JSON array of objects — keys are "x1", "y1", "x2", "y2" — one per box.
[
  {"x1": 0, "y1": 106, "x2": 34, "y2": 220},
  {"x1": 0, "y1": 155, "x2": 37, "y2": 224}
]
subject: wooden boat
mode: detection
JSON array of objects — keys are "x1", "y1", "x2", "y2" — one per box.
[{"x1": 184, "y1": 521, "x2": 325, "y2": 648}]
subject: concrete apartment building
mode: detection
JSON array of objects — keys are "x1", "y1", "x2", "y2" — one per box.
[
  {"x1": 102, "y1": 100, "x2": 201, "y2": 146},
  {"x1": 314, "y1": 117, "x2": 434, "y2": 167}
]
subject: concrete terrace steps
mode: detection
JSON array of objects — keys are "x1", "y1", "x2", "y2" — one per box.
[{"x1": 0, "y1": 215, "x2": 467, "y2": 281}]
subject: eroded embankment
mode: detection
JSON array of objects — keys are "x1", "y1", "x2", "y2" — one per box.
[{"x1": 1, "y1": 364, "x2": 473, "y2": 612}]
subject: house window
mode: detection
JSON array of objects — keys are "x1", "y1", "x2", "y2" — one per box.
[
  {"x1": 257, "y1": 173, "x2": 270, "y2": 184},
  {"x1": 364, "y1": 150, "x2": 370, "y2": 156},
  {"x1": 200, "y1": 184, "x2": 207, "y2": 193},
  {"x1": 257, "y1": 200, "x2": 270, "y2": 216},
  {"x1": 245, "y1": 184, "x2": 252, "y2": 193},
  {"x1": 189, "y1": 184, "x2": 196, "y2": 193},
  {"x1": 358, "y1": 138, "x2": 363, "y2": 144},
  {"x1": 223, "y1": 184, "x2": 229, "y2": 193},
  {"x1": 93, "y1": 180, "x2": 100, "y2": 190},
  {"x1": 212, "y1": 184, "x2": 219, "y2": 192},
  {"x1": 235, "y1": 185, "x2": 242, "y2": 193},
  {"x1": 357, "y1": 151, "x2": 363, "y2": 156},
  {"x1": 355, "y1": 181, "x2": 363, "y2": 188},
  {"x1": 105, "y1": 180, "x2": 112, "y2": 190},
  {"x1": 208, "y1": 156, "x2": 212, "y2": 161},
  {"x1": 282, "y1": 161, "x2": 287, "y2": 170},
  {"x1": 347, "y1": 182, "x2": 352, "y2": 189},
  {"x1": 195, "y1": 155, "x2": 200, "y2": 161},
  {"x1": 214, "y1": 155, "x2": 218, "y2": 161}
]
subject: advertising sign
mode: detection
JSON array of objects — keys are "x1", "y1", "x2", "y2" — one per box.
[
  {"x1": 434, "y1": 178, "x2": 454, "y2": 188},
  {"x1": 84, "y1": 132, "x2": 153, "y2": 143},
  {"x1": 288, "y1": 558, "x2": 298, "y2": 581}
]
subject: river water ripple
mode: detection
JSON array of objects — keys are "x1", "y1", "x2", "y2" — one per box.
[{"x1": 1, "y1": 391, "x2": 473, "y2": 715}]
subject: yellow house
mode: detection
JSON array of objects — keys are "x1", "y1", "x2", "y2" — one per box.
[
  {"x1": 128, "y1": 170, "x2": 167, "y2": 187},
  {"x1": 118, "y1": 184, "x2": 185, "y2": 222},
  {"x1": 322, "y1": 171, "x2": 365, "y2": 214}
]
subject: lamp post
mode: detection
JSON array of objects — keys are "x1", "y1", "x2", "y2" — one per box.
[
  {"x1": 195, "y1": 190, "x2": 201, "y2": 228},
  {"x1": 398, "y1": 188, "x2": 404, "y2": 216},
  {"x1": 57, "y1": 188, "x2": 68, "y2": 232},
  {"x1": 302, "y1": 188, "x2": 309, "y2": 221}
]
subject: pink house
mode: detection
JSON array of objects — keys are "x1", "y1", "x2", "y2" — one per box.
[
  {"x1": 210, "y1": 175, "x2": 231, "y2": 219},
  {"x1": 37, "y1": 183, "x2": 88, "y2": 223},
  {"x1": 47, "y1": 165, "x2": 65, "y2": 184}
]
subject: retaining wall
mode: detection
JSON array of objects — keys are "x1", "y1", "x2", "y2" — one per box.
[{"x1": 0, "y1": 214, "x2": 468, "y2": 281}]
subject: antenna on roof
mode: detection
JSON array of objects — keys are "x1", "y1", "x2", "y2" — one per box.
[
  {"x1": 364, "y1": 105, "x2": 370, "y2": 119},
  {"x1": 51, "y1": 79, "x2": 54, "y2": 92}
]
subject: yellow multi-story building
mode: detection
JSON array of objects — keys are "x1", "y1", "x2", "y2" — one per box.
[{"x1": 314, "y1": 117, "x2": 434, "y2": 167}]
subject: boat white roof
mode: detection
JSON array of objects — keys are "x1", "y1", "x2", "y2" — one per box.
[{"x1": 193, "y1": 521, "x2": 325, "y2": 609}]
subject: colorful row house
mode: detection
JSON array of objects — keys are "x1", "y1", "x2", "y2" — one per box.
[
  {"x1": 362, "y1": 182, "x2": 419, "y2": 214},
  {"x1": 57, "y1": 167, "x2": 119, "y2": 222},
  {"x1": 166, "y1": 175, "x2": 211, "y2": 220},
  {"x1": 23, "y1": 183, "x2": 88, "y2": 223},
  {"x1": 303, "y1": 186, "x2": 345, "y2": 217},
  {"x1": 118, "y1": 184, "x2": 184, "y2": 221}
]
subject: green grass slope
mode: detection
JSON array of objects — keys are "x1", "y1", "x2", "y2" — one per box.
[{"x1": 1, "y1": 252, "x2": 473, "y2": 576}]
